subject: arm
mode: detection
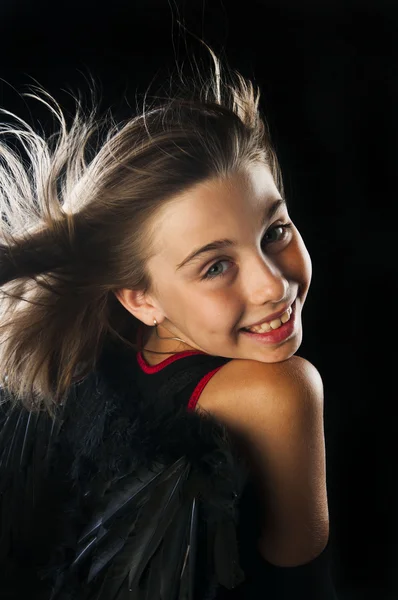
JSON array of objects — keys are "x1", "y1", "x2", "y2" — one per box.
[
  {"x1": 202, "y1": 356, "x2": 339, "y2": 598},
  {"x1": 203, "y1": 355, "x2": 330, "y2": 567}
]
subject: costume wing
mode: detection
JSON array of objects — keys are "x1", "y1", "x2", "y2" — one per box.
[
  {"x1": 63, "y1": 458, "x2": 200, "y2": 599},
  {"x1": 53, "y1": 453, "x2": 246, "y2": 600},
  {"x1": 0, "y1": 390, "x2": 247, "y2": 600}
]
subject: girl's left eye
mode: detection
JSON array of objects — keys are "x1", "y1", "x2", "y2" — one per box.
[{"x1": 201, "y1": 222, "x2": 293, "y2": 281}]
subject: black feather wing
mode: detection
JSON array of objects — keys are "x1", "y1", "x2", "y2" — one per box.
[
  {"x1": 83, "y1": 458, "x2": 192, "y2": 600},
  {"x1": 51, "y1": 450, "x2": 246, "y2": 600},
  {"x1": 0, "y1": 362, "x2": 248, "y2": 600}
]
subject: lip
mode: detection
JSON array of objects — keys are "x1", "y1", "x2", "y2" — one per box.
[
  {"x1": 242, "y1": 300, "x2": 295, "y2": 330},
  {"x1": 240, "y1": 299, "x2": 297, "y2": 345}
]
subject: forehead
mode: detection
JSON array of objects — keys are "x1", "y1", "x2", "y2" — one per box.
[{"x1": 149, "y1": 164, "x2": 280, "y2": 262}]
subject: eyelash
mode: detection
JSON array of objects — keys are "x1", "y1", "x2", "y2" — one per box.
[{"x1": 201, "y1": 222, "x2": 293, "y2": 281}]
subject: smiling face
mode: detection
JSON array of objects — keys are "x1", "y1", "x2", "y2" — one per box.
[{"x1": 117, "y1": 162, "x2": 312, "y2": 363}]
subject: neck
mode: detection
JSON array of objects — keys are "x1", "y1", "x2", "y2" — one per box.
[{"x1": 141, "y1": 323, "x2": 194, "y2": 355}]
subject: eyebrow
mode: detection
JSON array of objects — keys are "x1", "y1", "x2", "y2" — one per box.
[{"x1": 176, "y1": 197, "x2": 287, "y2": 271}]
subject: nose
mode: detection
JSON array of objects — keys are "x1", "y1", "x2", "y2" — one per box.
[{"x1": 245, "y1": 255, "x2": 289, "y2": 305}]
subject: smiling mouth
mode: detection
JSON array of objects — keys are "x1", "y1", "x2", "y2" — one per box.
[
  {"x1": 238, "y1": 299, "x2": 297, "y2": 344},
  {"x1": 241, "y1": 305, "x2": 293, "y2": 333},
  {"x1": 240, "y1": 297, "x2": 297, "y2": 332}
]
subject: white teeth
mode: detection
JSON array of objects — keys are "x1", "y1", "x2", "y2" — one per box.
[
  {"x1": 257, "y1": 321, "x2": 272, "y2": 332},
  {"x1": 281, "y1": 310, "x2": 290, "y2": 323},
  {"x1": 246, "y1": 306, "x2": 292, "y2": 333},
  {"x1": 269, "y1": 318, "x2": 282, "y2": 330}
]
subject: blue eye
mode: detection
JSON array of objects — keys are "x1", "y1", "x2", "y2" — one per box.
[{"x1": 201, "y1": 222, "x2": 293, "y2": 281}]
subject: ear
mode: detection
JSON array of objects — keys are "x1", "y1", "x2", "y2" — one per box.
[{"x1": 113, "y1": 288, "x2": 160, "y2": 326}]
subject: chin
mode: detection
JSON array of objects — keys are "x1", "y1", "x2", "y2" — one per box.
[
  {"x1": 257, "y1": 348, "x2": 298, "y2": 364},
  {"x1": 248, "y1": 332, "x2": 302, "y2": 364}
]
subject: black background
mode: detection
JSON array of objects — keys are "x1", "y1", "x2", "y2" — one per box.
[{"x1": 1, "y1": 1, "x2": 397, "y2": 598}]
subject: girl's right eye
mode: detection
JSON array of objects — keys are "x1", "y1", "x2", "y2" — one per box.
[
  {"x1": 201, "y1": 258, "x2": 231, "y2": 281},
  {"x1": 201, "y1": 222, "x2": 293, "y2": 281}
]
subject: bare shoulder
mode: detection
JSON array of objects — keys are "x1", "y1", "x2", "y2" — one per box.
[{"x1": 196, "y1": 354, "x2": 324, "y2": 424}]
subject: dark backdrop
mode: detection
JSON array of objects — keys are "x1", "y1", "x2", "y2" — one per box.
[{"x1": 0, "y1": 1, "x2": 397, "y2": 598}]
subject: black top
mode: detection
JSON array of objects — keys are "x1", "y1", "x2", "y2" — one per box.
[{"x1": 132, "y1": 330, "x2": 232, "y2": 413}]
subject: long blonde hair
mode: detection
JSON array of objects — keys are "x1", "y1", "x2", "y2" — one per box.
[{"x1": 0, "y1": 45, "x2": 283, "y2": 414}]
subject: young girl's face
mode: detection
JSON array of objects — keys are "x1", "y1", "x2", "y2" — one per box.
[{"x1": 143, "y1": 162, "x2": 312, "y2": 363}]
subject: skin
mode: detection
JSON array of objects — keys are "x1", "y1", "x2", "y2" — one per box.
[{"x1": 115, "y1": 161, "x2": 312, "y2": 364}]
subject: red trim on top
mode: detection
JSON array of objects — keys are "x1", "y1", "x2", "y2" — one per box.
[
  {"x1": 136, "y1": 322, "x2": 206, "y2": 374},
  {"x1": 136, "y1": 349, "x2": 207, "y2": 373},
  {"x1": 187, "y1": 366, "x2": 223, "y2": 412}
]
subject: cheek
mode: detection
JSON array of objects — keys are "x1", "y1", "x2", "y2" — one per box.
[
  {"x1": 284, "y1": 229, "x2": 312, "y2": 287},
  {"x1": 296, "y1": 231, "x2": 312, "y2": 289},
  {"x1": 299, "y1": 235, "x2": 312, "y2": 285},
  {"x1": 188, "y1": 291, "x2": 241, "y2": 330}
]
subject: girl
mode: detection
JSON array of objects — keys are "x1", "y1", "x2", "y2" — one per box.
[{"x1": 0, "y1": 47, "x2": 338, "y2": 599}]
